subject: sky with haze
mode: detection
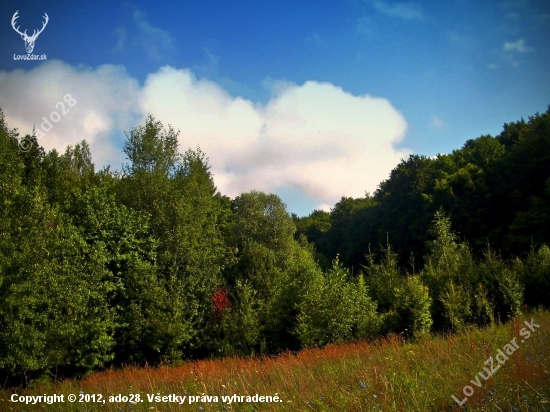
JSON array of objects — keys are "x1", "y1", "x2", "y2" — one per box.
[{"x1": 0, "y1": 0, "x2": 548, "y2": 215}]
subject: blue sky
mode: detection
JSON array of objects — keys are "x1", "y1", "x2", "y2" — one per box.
[{"x1": 1, "y1": 0, "x2": 549, "y2": 215}]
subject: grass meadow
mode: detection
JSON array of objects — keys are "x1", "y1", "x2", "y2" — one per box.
[{"x1": 1, "y1": 310, "x2": 549, "y2": 412}]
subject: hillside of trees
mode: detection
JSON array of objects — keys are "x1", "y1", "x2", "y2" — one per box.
[
  {"x1": 295, "y1": 108, "x2": 550, "y2": 270},
  {"x1": 0, "y1": 107, "x2": 549, "y2": 384}
]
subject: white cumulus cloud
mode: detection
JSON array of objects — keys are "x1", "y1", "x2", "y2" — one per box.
[
  {"x1": 0, "y1": 60, "x2": 140, "y2": 167},
  {"x1": 0, "y1": 61, "x2": 410, "y2": 209}
]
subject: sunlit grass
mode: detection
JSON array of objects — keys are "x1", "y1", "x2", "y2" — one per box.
[{"x1": 2, "y1": 310, "x2": 549, "y2": 411}]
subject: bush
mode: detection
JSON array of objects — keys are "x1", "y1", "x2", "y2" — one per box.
[
  {"x1": 296, "y1": 259, "x2": 379, "y2": 346},
  {"x1": 439, "y1": 282, "x2": 472, "y2": 332},
  {"x1": 518, "y1": 244, "x2": 550, "y2": 309},
  {"x1": 388, "y1": 275, "x2": 433, "y2": 338}
]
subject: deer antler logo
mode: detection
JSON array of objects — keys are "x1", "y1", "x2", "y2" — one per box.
[{"x1": 11, "y1": 11, "x2": 49, "y2": 54}]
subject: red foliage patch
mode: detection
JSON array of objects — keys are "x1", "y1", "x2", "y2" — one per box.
[{"x1": 211, "y1": 287, "x2": 232, "y2": 320}]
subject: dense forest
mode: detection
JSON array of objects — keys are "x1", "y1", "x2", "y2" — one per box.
[
  {"x1": 0, "y1": 107, "x2": 549, "y2": 384},
  {"x1": 294, "y1": 108, "x2": 550, "y2": 270}
]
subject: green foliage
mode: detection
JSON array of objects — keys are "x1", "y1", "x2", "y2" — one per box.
[
  {"x1": 0, "y1": 185, "x2": 114, "y2": 377},
  {"x1": 421, "y1": 211, "x2": 477, "y2": 330},
  {"x1": 362, "y1": 241, "x2": 432, "y2": 338},
  {"x1": 229, "y1": 191, "x2": 319, "y2": 352},
  {"x1": 208, "y1": 281, "x2": 261, "y2": 356},
  {"x1": 1, "y1": 105, "x2": 549, "y2": 384},
  {"x1": 477, "y1": 253, "x2": 523, "y2": 321},
  {"x1": 0, "y1": 111, "x2": 112, "y2": 378},
  {"x1": 517, "y1": 244, "x2": 550, "y2": 309},
  {"x1": 232, "y1": 191, "x2": 296, "y2": 254},
  {"x1": 470, "y1": 283, "x2": 495, "y2": 327},
  {"x1": 296, "y1": 259, "x2": 380, "y2": 346},
  {"x1": 123, "y1": 114, "x2": 180, "y2": 175},
  {"x1": 420, "y1": 211, "x2": 523, "y2": 331},
  {"x1": 353, "y1": 273, "x2": 383, "y2": 340},
  {"x1": 422, "y1": 210, "x2": 476, "y2": 285},
  {"x1": 439, "y1": 282, "x2": 472, "y2": 331},
  {"x1": 362, "y1": 244, "x2": 402, "y2": 312},
  {"x1": 293, "y1": 209, "x2": 331, "y2": 269},
  {"x1": 118, "y1": 116, "x2": 234, "y2": 360},
  {"x1": 298, "y1": 107, "x2": 550, "y2": 267},
  {"x1": 389, "y1": 275, "x2": 433, "y2": 338}
]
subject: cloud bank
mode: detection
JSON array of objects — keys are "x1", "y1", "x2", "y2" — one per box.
[
  {"x1": 0, "y1": 61, "x2": 409, "y2": 210},
  {"x1": 0, "y1": 60, "x2": 140, "y2": 167}
]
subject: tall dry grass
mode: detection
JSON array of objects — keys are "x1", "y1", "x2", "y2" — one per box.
[{"x1": 1, "y1": 310, "x2": 549, "y2": 411}]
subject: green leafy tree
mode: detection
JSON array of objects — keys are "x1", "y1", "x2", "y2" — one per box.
[
  {"x1": 389, "y1": 275, "x2": 433, "y2": 338},
  {"x1": 229, "y1": 191, "x2": 318, "y2": 352},
  {"x1": 516, "y1": 245, "x2": 550, "y2": 309},
  {"x1": 362, "y1": 241, "x2": 432, "y2": 338},
  {"x1": 421, "y1": 210, "x2": 477, "y2": 330},
  {"x1": 117, "y1": 115, "x2": 233, "y2": 360},
  {"x1": 0, "y1": 110, "x2": 113, "y2": 379},
  {"x1": 296, "y1": 259, "x2": 379, "y2": 346}
]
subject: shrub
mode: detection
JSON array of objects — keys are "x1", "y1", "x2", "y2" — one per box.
[
  {"x1": 296, "y1": 259, "x2": 379, "y2": 346},
  {"x1": 388, "y1": 275, "x2": 433, "y2": 338},
  {"x1": 518, "y1": 244, "x2": 550, "y2": 309}
]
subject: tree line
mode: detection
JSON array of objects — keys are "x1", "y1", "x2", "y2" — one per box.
[
  {"x1": 295, "y1": 108, "x2": 550, "y2": 270},
  {"x1": 0, "y1": 107, "x2": 549, "y2": 384}
]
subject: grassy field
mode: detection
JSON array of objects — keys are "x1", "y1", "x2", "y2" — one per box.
[{"x1": 1, "y1": 310, "x2": 549, "y2": 412}]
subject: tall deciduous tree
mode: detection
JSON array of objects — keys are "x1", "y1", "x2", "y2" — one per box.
[{"x1": 118, "y1": 115, "x2": 233, "y2": 359}]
